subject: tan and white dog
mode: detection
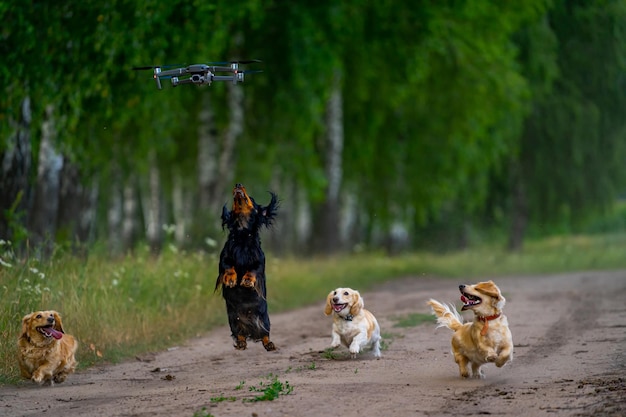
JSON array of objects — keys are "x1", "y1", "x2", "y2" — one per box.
[
  {"x1": 324, "y1": 287, "x2": 381, "y2": 358},
  {"x1": 427, "y1": 280, "x2": 513, "y2": 378},
  {"x1": 17, "y1": 310, "x2": 78, "y2": 385}
]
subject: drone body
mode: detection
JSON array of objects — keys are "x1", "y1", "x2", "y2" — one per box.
[{"x1": 133, "y1": 60, "x2": 261, "y2": 89}]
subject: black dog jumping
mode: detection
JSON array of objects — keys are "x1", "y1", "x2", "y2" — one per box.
[{"x1": 215, "y1": 183, "x2": 279, "y2": 351}]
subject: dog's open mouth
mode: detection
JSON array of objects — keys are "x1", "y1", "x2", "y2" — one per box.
[
  {"x1": 37, "y1": 325, "x2": 63, "y2": 340},
  {"x1": 332, "y1": 303, "x2": 347, "y2": 313},
  {"x1": 460, "y1": 292, "x2": 482, "y2": 310}
]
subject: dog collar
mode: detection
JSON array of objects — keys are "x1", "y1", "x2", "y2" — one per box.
[
  {"x1": 477, "y1": 313, "x2": 501, "y2": 336},
  {"x1": 343, "y1": 314, "x2": 354, "y2": 321}
]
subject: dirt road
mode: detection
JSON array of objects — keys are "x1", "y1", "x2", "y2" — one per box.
[{"x1": 2, "y1": 271, "x2": 625, "y2": 417}]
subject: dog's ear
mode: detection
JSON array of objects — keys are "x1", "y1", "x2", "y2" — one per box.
[
  {"x1": 260, "y1": 192, "x2": 279, "y2": 228},
  {"x1": 221, "y1": 204, "x2": 230, "y2": 230},
  {"x1": 20, "y1": 313, "x2": 33, "y2": 339},
  {"x1": 477, "y1": 280, "x2": 506, "y2": 309},
  {"x1": 324, "y1": 291, "x2": 334, "y2": 316},
  {"x1": 476, "y1": 280, "x2": 501, "y2": 299},
  {"x1": 349, "y1": 291, "x2": 364, "y2": 317},
  {"x1": 52, "y1": 311, "x2": 65, "y2": 334}
]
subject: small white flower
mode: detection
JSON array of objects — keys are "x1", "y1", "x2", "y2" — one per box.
[
  {"x1": 205, "y1": 237, "x2": 217, "y2": 248},
  {"x1": 0, "y1": 257, "x2": 12, "y2": 268}
]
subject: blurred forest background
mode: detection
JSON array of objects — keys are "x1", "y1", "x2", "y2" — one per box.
[{"x1": 1, "y1": 0, "x2": 625, "y2": 259}]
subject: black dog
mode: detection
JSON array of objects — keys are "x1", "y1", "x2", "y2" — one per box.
[{"x1": 215, "y1": 183, "x2": 279, "y2": 351}]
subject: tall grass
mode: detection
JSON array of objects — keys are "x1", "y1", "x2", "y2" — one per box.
[{"x1": 2, "y1": 233, "x2": 626, "y2": 384}]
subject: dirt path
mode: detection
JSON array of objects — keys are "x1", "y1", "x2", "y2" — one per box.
[{"x1": 2, "y1": 271, "x2": 625, "y2": 417}]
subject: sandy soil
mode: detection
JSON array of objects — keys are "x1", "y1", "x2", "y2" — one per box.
[{"x1": 1, "y1": 270, "x2": 625, "y2": 417}]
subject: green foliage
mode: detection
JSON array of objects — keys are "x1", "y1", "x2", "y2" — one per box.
[
  {"x1": 245, "y1": 374, "x2": 293, "y2": 402},
  {"x1": 209, "y1": 395, "x2": 237, "y2": 403},
  {"x1": 501, "y1": 0, "x2": 626, "y2": 233},
  {"x1": 392, "y1": 313, "x2": 433, "y2": 328},
  {"x1": 2, "y1": 0, "x2": 625, "y2": 254},
  {"x1": 192, "y1": 407, "x2": 215, "y2": 417}
]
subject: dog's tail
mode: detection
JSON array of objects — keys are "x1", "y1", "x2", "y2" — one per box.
[{"x1": 426, "y1": 299, "x2": 464, "y2": 332}]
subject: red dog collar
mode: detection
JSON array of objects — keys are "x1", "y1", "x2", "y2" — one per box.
[{"x1": 477, "y1": 313, "x2": 501, "y2": 336}]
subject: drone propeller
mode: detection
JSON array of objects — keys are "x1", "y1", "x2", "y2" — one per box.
[
  {"x1": 132, "y1": 64, "x2": 184, "y2": 71},
  {"x1": 205, "y1": 59, "x2": 262, "y2": 65}
]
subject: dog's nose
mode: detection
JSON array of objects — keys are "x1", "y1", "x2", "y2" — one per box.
[
  {"x1": 332, "y1": 297, "x2": 339, "y2": 303},
  {"x1": 47, "y1": 316, "x2": 54, "y2": 324},
  {"x1": 459, "y1": 284, "x2": 466, "y2": 291}
]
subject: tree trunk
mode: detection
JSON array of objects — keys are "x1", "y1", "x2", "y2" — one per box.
[
  {"x1": 29, "y1": 105, "x2": 63, "y2": 257},
  {"x1": 508, "y1": 162, "x2": 528, "y2": 252},
  {"x1": 0, "y1": 96, "x2": 32, "y2": 244},
  {"x1": 107, "y1": 168, "x2": 123, "y2": 256},
  {"x1": 57, "y1": 161, "x2": 98, "y2": 254},
  {"x1": 144, "y1": 149, "x2": 162, "y2": 254},
  {"x1": 122, "y1": 177, "x2": 138, "y2": 252},
  {"x1": 314, "y1": 69, "x2": 344, "y2": 254},
  {"x1": 197, "y1": 93, "x2": 218, "y2": 212},
  {"x1": 172, "y1": 169, "x2": 192, "y2": 247}
]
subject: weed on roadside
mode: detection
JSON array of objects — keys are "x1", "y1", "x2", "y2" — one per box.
[
  {"x1": 245, "y1": 374, "x2": 293, "y2": 402},
  {"x1": 321, "y1": 348, "x2": 339, "y2": 360},
  {"x1": 392, "y1": 312, "x2": 432, "y2": 328},
  {"x1": 192, "y1": 407, "x2": 215, "y2": 417},
  {"x1": 209, "y1": 394, "x2": 236, "y2": 403}
]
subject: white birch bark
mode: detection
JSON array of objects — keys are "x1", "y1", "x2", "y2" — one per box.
[
  {"x1": 197, "y1": 93, "x2": 218, "y2": 211},
  {"x1": 30, "y1": 105, "x2": 63, "y2": 255}
]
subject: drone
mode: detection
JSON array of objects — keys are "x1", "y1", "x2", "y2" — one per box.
[{"x1": 132, "y1": 60, "x2": 261, "y2": 89}]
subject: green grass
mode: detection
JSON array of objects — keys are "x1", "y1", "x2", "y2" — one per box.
[
  {"x1": 192, "y1": 407, "x2": 215, "y2": 417},
  {"x1": 392, "y1": 313, "x2": 433, "y2": 328},
  {"x1": 245, "y1": 374, "x2": 293, "y2": 402},
  {"x1": 2, "y1": 233, "x2": 626, "y2": 384}
]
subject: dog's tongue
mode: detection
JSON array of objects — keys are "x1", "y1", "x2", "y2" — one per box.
[
  {"x1": 43, "y1": 327, "x2": 63, "y2": 340},
  {"x1": 461, "y1": 295, "x2": 469, "y2": 304}
]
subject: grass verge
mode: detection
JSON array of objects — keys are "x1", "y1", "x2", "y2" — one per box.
[{"x1": 2, "y1": 233, "x2": 626, "y2": 384}]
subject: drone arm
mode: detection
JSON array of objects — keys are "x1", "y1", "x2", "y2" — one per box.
[{"x1": 213, "y1": 74, "x2": 244, "y2": 84}]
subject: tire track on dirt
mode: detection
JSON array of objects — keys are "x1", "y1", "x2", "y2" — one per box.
[{"x1": 519, "y1": 289, "x2": 598, "y2": 365}]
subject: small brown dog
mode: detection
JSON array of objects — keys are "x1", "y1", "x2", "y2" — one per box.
[
  {"x1": 427, "y1": 280, "x2": 513, "y2": 378},
  {"x1": 17, "y1": 310, "x2": 78, "y2": 385}
]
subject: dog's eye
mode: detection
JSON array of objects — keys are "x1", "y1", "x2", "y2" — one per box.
[
  {"x1": 333, "y1": 291, "x2": 337, "y2": 295},
  {"x1": 343, "y1": 291, "x2": 349, "y2": 296},
  {"x1": 36, "y1": 314, "x2": 42, "y2": 318}
]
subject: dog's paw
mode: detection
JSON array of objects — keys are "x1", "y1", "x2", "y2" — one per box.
[
  {"x1": 495, "y1": 356, "x2": 510, "y2": 368},
  {"x1": 486, "y1": 353, "x2": 497, "y2": 362},
  {"x1": 349, "y1": 347, "x2": 361, "y2": 357},
  {"x1": 263, "y1": 341, "x2": 276, "y2": 351},
  {"x1": 53, "y1": 373, "x2": 67, "y2": 384},
  {"x1": 241, "y1": 272, "x2": 257, "y2": 288},
  {"x1": 234, "y1": 339, "x2": 247, "y2": 350},
  {"x1": 222, "y1": 267, "x2": 238, "y2": 288},
  {"x1": 31, "y1": 371, "x2": 45, "y2": 385}
]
